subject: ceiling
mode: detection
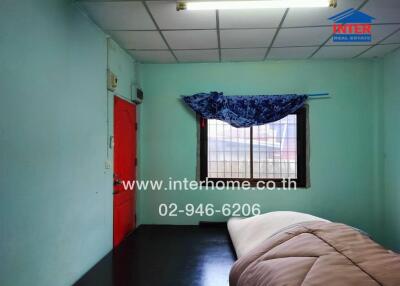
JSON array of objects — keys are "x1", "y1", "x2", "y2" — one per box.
[{"x1": 79, "y1": 0, "x2": 400, "y2": 63}]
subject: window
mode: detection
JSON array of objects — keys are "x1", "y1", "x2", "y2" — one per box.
[{"x1": 199, "y1": 107, "x2": 308, "y2": 187}]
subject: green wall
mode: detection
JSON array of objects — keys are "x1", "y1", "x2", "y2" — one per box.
[
  {"x1": 138, "y1": 60, "x2": 384, "y2": 242},
  {"x1": 0, "y1": 0, "x2": 135, "y2": 285},
  {"x1": 107, "y1": 38, "x2": 137, "y2": 102},
  {"x1": 382, "y1": 48, "x2": 400, "y2": 251},
  {"x1": 0, "y1": 0, "x2": 398, "y2": 284}
]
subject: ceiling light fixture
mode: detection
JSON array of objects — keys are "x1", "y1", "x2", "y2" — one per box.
[{"x1": 177, "y1": 0, "x2": 337, "y2": 11}]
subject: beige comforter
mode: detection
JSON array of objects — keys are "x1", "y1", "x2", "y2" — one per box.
[{"x1": 230, "y1": 221, "x2": 400, "y2": 286}]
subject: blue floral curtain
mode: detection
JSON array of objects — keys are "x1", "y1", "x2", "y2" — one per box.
[{"x1": 182, "y1": 92, "x2": 308, "y2": 128}]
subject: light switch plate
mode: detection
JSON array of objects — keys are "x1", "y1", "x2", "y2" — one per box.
[{"x1": 105, "y1": 160, "x2": 112, "y2": 169}]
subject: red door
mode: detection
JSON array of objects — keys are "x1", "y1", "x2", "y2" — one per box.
[{"x1": 113, "y1": 96, "x2": 136, "y2": 247}]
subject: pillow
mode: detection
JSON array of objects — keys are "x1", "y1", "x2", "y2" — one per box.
[{"x1": 227, "y1": 211, "x2": 329, "y2": 258}]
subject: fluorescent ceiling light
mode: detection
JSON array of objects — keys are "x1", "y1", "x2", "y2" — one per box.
[{"x1": 177, "y1": 0, "x2": 337, "y2": 11}]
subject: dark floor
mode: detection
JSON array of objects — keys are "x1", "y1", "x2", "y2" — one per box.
[{"x1": 74, "y1": 225, "x2": 236, "y2": 286}]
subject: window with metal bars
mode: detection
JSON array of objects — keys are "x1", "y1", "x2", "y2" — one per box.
[{"x1": 199, "y1": 107, "x2": 308, "y2": 188}]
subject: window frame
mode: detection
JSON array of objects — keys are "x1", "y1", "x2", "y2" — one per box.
[{"x1": 199, "y1": 107, "x2": 308, "y2": 188}]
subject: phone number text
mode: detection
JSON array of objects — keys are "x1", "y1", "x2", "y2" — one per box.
[{"x1": 158, "y1": 203, "x2": 261, "y2": 217}]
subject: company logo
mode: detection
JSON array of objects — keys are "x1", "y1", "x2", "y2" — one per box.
[{"x1": 329, "y1": 8, "x2": 375, "y2": 42}]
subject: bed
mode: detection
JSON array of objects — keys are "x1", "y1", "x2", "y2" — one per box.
[{"x1": 228, "y1": 212, "x2": 400, "y2": 286}]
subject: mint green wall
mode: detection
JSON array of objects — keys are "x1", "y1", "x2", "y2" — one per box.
[
  {"x1": 382, "y1": 48, "x2": 400, "y2": 251},
  {"x1": 138, "y1": 60, "x2": 383, "y2": 240},
  {"x1": 0, "y1": 0, "x2": 134, "y2": 285},
  {"x1": 107, "y1": 38, "x2": 136, "y2": 102},
  {"x1": 0, "y1": 1, "x2": 396, "y2": 285}
]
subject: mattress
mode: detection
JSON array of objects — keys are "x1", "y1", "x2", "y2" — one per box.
[
  {"x1": 230, "y1": 221, "x2": 400, "y2": 286},
  {"x1": 227, "y1": 211, "x2": 329, "y2": 258}
]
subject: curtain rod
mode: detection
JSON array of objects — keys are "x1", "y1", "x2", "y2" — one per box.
[
  {"x1": 182, "y1": 93, "x2": 330, "y2": 98},
  {"x1": 307, "y1": 93, "x2": 330, "y2": 98}
]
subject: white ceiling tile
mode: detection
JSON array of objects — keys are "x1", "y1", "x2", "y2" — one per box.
[
  {"x1": 129, "y1": 50, "x2": 176, "y2": 63},
  {"x1": 374, "y1": 24, "x2": 396, "y2": 41},
  {"x1": 327, "y1": 24, "x2": 400, "y2": 45},
  {"x1": 175, "y1": 50, "x2": 219, "y2": 62},
  {"x1": 219, "y1": 9, "x2": 286, "y2": 29},
  {"x1": 273, "y1": 27, "x2": 331, "y2": 47},
  {"x1": 361, "y1": 0, "x2": 400, "y2": 24},
  {"x1": 108, "y1": 31, "x2": 167, "y2": 50},
  {"x1": 313, "y1": 45, "x2": 369, "y2": 59},
  {"x1": 220, "y1": 29, "x2": 276, "y2": 48},
  {"x1": 221, "y1": 48, "x2": 267, "y2": 62},
  {"x1": 147, "y1": 1, "x2": 216, "y2": 29},
  {"x1": 80, "y1": 2, "x2": 155, "y2": 30},
  {"x1": 163, "y1": 30, "x2": 218, "y2": 49},
  {"x1": 359, "y1": 44, "x2": 400, "y2": 58},
  {"x1": 381, "y1": 29, "x2": 400, "y2": 44},
  {"x1": 283, "y1": 0, "x2": 364, "y2": 27},
  {"x1": 268, "y1": 47, "x2": 317, "y2": 59}
]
